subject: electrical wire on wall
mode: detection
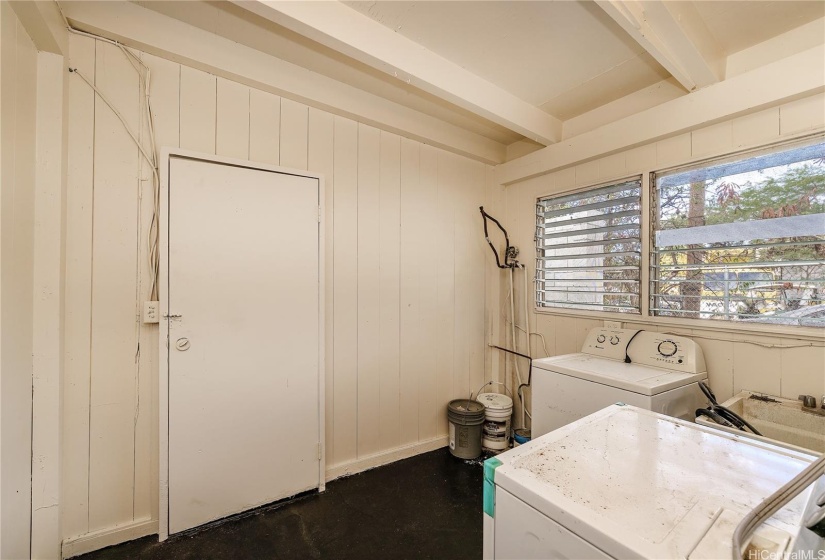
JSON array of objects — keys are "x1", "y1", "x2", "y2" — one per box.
[
  {"x1": 57, "y1": 2, "x2": 161, "y2": 302},
  {"x1": 57, "y1": 1, "x2": 160, "y2": 443}
]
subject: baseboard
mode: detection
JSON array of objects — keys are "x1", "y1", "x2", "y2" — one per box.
[
  {"x1": 325, "y1": 435, "x2": 448, "y2": 482},
  {"x1": 60, "y1": 438, "x2": 447, "y2": 557},
  {"x1": 62, "y1": 518, "x2": 157, "y2": 559}
]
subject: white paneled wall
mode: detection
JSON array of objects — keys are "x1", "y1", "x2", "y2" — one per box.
[
  {"x1": 504, "y1": 94, "x2": 825, "y2": 426},
  {"x1": 62, "y1": 33, "x2": 501, "y2": 545},
  {"x1": 0, "y1": 4, "x2": 37, "y2": 558}
]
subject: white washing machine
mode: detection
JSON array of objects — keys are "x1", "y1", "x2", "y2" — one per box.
[
  {"x1": 483, "y1": 405, "x2": 823, "y2": 560},
  {"x1": 531, "y1": 328, "x2": 708, "y2": 437}
]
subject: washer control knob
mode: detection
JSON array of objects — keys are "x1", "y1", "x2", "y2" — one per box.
[
  {"x1": 609, "y1": 336, "x2": 620, "y2": 346},
  {"x1": 596, "y1": 334, "x2": 606, "y2": 343},
  {"x1": 175, "y1": 337, "x2": 191, "y2": 351},
  {"x1": 658, "y1": 340, "x2": 677, "y2": 357}
]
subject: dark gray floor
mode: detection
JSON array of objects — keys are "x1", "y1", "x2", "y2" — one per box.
[{"x1": 75, "y1": 448, "x2": 484, "y2": 560}]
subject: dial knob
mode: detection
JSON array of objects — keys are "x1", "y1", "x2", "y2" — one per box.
[
  {"x1": 596, "y1": 334, "x2": 606, "y2": 343},
  {"x1": 658, "y1": 340, "x2": 677, "y2": 357},
  {"x1": 609, "y1": 336, "x2": 620, "y2": 346}
]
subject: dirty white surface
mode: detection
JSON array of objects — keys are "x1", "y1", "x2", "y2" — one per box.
[
  {"x1": 532, "y1": 354, "x2": 706, "y2": 396},
  {"x1": 494, "y1": 405, "x2": 814, "y2": 559}
]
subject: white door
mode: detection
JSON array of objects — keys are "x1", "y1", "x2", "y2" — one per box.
[{"x1": 167, "y1": 156, "x2": 321, "y2": 534}]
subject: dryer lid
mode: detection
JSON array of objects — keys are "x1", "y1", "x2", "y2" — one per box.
[{"x1": 492, "y1": 405, "x2": 814, "y2": 560}]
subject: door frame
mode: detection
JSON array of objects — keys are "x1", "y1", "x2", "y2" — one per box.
[{"x1": 158, "y1": 148, "x2": 326, "y2": 541}]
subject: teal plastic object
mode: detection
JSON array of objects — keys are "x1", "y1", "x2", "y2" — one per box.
[{"x1": 483, "y1": 457, "x2": 503, "y2": 518}]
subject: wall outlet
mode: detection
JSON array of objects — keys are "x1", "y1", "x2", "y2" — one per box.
[
  {"x1": 604, "y1": 320, "x2": 622, "y2": 329},
  {"x1": 143, "y1": 301, "x2": 160, "y2": 324}
]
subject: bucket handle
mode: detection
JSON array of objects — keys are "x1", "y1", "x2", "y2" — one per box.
[{"x1": 471, "y1": 381, "x2": 513, "y2": 401}]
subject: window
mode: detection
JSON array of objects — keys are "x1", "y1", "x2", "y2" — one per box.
[
  {"x1": 535, "y1": 177, "x2": 642, "y2": 313},
  {"x1": 652, "y1": 139, "x2": 825, "y2": 326}
]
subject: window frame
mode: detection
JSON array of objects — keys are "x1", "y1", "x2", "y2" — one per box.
[
  {"x1": 535, "y1": 175, "x2": 644, "y2": 315},
  {"x1": 531, "y1": 134, "x2": 825, "y2": 340}
]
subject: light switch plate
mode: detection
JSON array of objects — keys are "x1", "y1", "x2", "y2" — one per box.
[
  {"x1": 604, "y1": 320, "x2": 622, "y2": 329},
  {"x1": 143, "y1": 301, "x2": 160, "y2": 324}
]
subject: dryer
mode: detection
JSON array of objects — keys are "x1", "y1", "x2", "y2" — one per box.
[
  {"x1": 531, "y1": 328, "x2": 707, "y2": 437},
  {"x1": 483, "y1": 405, "x2": 822, "y2": 560}
]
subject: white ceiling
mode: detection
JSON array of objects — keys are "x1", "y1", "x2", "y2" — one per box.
[
  {"x1": 693, "y1": 0, "x2": 825, "y2": 54},
  {"x1": 129, "y1": 0, "x2": 823, "y2": 150},
  {"x1": 344, "y1": 1, "x2": 671, "y2": 120}
]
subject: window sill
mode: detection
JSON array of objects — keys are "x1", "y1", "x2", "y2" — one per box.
[{"x1": 533, "y1": 306, "x2": 825, "y2": 342}]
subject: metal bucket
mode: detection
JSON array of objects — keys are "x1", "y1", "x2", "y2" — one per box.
[{"x1": 447, "y1": 399, "x2": 486, "y2": 459}]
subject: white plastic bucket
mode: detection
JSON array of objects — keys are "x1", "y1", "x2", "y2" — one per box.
[{"x1": 476, "y1": 393, "x2": 513, "y2": 451}]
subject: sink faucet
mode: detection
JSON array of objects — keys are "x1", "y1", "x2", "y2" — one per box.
[{"x1": 799, "y1": 395, "x2": 817, "y2": 408}]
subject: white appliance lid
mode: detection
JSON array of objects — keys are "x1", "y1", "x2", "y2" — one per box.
[
  {"x1": 531, "y1": 353, "x2": 707, "y2": 396},
  {"x1": 493, "y1": 405, "x2": 814, "y2": 560}
]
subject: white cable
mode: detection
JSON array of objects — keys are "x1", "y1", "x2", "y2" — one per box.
[
  {"x1": 514, "y1": 324, "x2": 550, "y2": 357},
  {"x1": 70, "y1": 69, "x2": 158, "y2": 176},
  {"x1": 661, "y1": 331, "x2": 825, "y2": 349},
  {"x1": 509, "y1": 267, "x2": 529, "y2": 429},
  {"x1": 508, "y1": 268, "x2": 521, "y2": 426},
  {"x1": 523, "y1": 264, "x2": 532, "y2": 357},
  {"x1": 57, "y1": 0, "x2": 161, "y2": 301}
]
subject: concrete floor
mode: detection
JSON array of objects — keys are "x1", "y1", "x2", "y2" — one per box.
[{"x1": 76, "y1": 448, "x2": 484, "y2": 559}]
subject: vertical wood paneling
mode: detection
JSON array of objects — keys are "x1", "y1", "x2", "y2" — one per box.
[
  {"x1": 215, "y1": 77, "x2": 249, "y2": 159},
  {"x1": 249, "y1": 90, "x2": 280, "y2": 166},
  {"x1": 62, "y1": 33, "x2": 96, "y2": 540},
  {"x1": 399, "y1": 138, "x2": 421, "y2": 446},
  {"x1": 179, "y1": 66, "x2": 215, "y2": 154},
  {"x1": 280, "y1": 98, "x2": 308, "y2": 170},
  {"x1": 484, "y1": 166, "x2": 506, "y2": 388},
  {"x1": 698, "y1": 337, "x2": 734, "y2": 402},
  {"x1": 435, "y1": 150, "x2": 456, "y2": 436},
  {"x1": 141, "y1": 53, "x2": 179, "y2": 151},
  {"x1": 356, "y1": 124, "x2": 381, "y2": 457},
  {"x1": 331, "y1": 116, "x2": 358, "y2": 466},
  {"x1": 88, "y1": 41, "x2": 140, "y2": 531},
  {"x1": 780, "y1": 346, "x2": 825, "y2": 401},
  {"x1": 733, "y1": 335, "x2": 782, "y2": 396},
  {"x1": 65, "y1": 42, "x2": 505, "y2": 545},
  {"x1": 468, "y1": 162, "x2": 487, "y2": 398},
  {"x1": 307, "y1": 108, "x2": 334, "y2": 465},
  {"x1": 1, "y1": 10, "x2": 37, "y2": 557},
  {"x1": 378, "y1": 132, "x2": 401, "y2": 450},
  {"x1": 453, "y1": 158, "x2": 471, "y2": 402},
  {"x1": 417, "y1": 145, "x2": 440, "y2": 440}
]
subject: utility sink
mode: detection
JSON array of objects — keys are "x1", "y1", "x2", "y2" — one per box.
[{"x1": 696, "y1": 391, "x2": 825, "y2": 454}]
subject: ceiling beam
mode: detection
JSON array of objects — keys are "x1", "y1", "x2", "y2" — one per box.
[
  {"x1": 495, "y1": 44, "x2": 824, "y2": 185},
  {"x1": 230, "y1": 0, "x2": 563, "y2": 145},
  {"x1": 9, "y1": 0, "x2": 68, "y2": 55},
  {"x1": 596, "y1": 0, "x2": 724, "y2": 92},
  {"x1": 60, "y1": 0, "x2": 506, "y2": 164}
]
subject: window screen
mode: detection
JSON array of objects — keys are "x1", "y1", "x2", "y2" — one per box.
[
  {"x1": 652, "y1": 140, "x2": 825, "y2": 326},
  {"x1": 535, "y1": 177, "x2": 642, "y2": 313}
]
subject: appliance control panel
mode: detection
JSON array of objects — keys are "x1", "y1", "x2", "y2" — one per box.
[
  {"x1": 626, "y1": 331, "x2": 707, "y2": 374},
  {"x1": 580, "y1": 328, "x2": 707, "y2": 373},
  {"x1": 580, "y1": 328, "x2": 639, "y2": 361}
]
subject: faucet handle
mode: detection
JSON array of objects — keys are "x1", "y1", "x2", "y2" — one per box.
[{"x1": 798, "y1": 395, "x2": 817, "y2": 408}]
